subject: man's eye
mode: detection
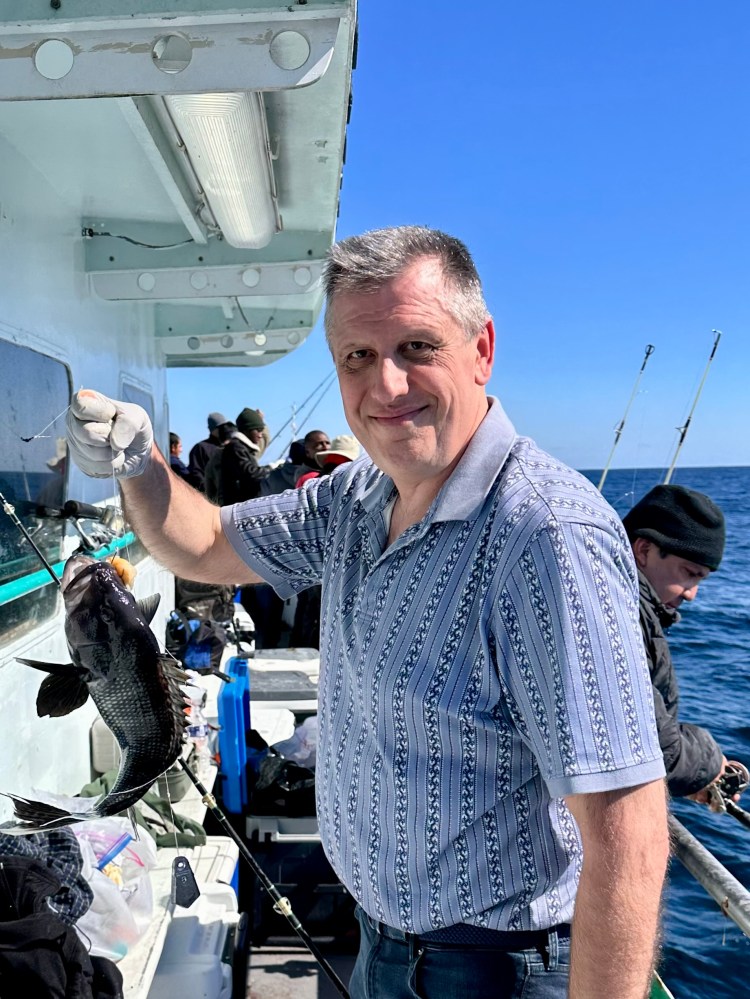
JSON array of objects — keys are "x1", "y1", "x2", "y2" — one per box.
[
  {"x1": 341, "y1": 349, "x2": 372, "y2": 369},
  {"x1": 404, "y1": 341, "x2": 435, "y2": 354}
]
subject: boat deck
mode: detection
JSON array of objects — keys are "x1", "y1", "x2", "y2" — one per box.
[{"x1": 247, "y1": 943, "x2": 356, "y2": 998}]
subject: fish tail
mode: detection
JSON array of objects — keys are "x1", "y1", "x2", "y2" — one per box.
[{"x1": 2, "y1": 793, "x2": 95, "y2": 833}]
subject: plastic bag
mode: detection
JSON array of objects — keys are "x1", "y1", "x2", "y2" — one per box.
[
  {"x1": 272, "y1": 715, "x2": 318, "y2": 769},
  {"x1": 250, "y1": 753, "x2": 316, "y2": 818},
  {"x1": 72, "y1": 817, "x2": 157, "y2": 961}
]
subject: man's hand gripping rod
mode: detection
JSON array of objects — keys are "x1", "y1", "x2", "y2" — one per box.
[{"x1": 708, "y1": 761, "x2": 750, "y2": 829}]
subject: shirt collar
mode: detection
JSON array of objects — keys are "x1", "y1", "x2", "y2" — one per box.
[
  {"x1": 433, "y1": 397, "x2": 516, "y2": 522},
  {"x1": 357, "y1": 397, "x2": 517, "y2": 524}
]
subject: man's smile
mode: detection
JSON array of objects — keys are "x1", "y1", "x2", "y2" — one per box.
[{"x1": 370, "y1": 405, "x2": 430, "y2": 424}]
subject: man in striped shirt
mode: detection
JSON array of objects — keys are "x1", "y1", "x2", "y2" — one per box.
[{"x1": 68, "y1": 226, "x2": 669, "y2": 999}]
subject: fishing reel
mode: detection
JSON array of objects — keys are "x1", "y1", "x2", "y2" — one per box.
[{"x1": 707, "y1": 760, "x2": 749, "y2": 814}]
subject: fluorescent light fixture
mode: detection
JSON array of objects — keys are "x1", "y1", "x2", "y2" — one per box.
[{"x1": 165, "y1": 92, "x2": 279, "y2": 250}]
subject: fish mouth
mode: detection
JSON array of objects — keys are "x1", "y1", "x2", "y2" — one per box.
[{"x1": 61, "y1": 554, "x2": 98, "y2": 594}]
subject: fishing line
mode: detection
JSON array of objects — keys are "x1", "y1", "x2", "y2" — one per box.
[
  {"x1": 18, "y1": 403, "x2": 71, "y2": 443},
  {"x1": 0, "y1": 401, "x2": 70, "y2": 444},
  {"x1": 265, "y1": 368, "x2": 337, "y2": 452},
  {"x1": 270, "y1": 371, "x2": 339, "y2": 462}
]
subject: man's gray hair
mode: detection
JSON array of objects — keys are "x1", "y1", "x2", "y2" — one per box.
[{"x1": 323, "y1": 226, "x2": 490, "y2": 343}]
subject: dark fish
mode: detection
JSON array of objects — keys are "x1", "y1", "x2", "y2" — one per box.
[{"x1": 7, "y1": 553, "x2": 188, "y2": 830}]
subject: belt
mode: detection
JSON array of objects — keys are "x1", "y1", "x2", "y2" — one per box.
[{"x1": 365, "y1": 912, "x2": 570, "y2": 949}]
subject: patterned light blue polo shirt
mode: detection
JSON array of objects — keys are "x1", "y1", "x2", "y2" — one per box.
[{"x1": 221, "y1": 398, "x2": 665, "y2": 933}]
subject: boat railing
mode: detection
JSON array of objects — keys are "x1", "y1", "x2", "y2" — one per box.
[
  {"x1": 0, "y1": 531, "x2": 136, "y2": 607},
  {"x1": 669, "y1": 813, "x2": 750, "y2": 938}
]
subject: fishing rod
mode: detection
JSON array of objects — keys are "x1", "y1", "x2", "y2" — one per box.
[
  {"x1": 0, "y1": 489, "x2": 62, "y2": 588},
  {"x1": 265, "y1": 369, "x2": 338, "y2": 451},
  {"x1": 177, "y1": 758, "x2": 351, "y2": 999},
  {"x1": 598, "y1": 344, "x2": 655, "y2": 492},
  {"x1": 663, "y1": 330, "x2": 722, "y2": 485}
]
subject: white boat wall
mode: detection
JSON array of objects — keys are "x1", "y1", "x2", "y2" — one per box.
[{"x1": 0, "y1": 1, "x2": 357, "y2": 817}]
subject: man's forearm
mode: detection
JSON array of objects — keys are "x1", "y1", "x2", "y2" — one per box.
[
  {"x1": 121, "y1": 443, "x2": 263, "y2": 585},
  {"x1": 566, "y1": 781, "x2": 669, "y2": 999}
]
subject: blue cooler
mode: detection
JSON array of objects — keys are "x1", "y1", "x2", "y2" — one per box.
[{"x1": 217, "y1": 655, "x2": 251, "y2": 813}]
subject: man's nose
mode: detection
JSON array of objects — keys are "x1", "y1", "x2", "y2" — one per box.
[
  {"x1": 372, "y1": 356, "x2": 409, "y2": 401},
  {"x1": 682, "y1": 585, "x2": 699, "y2": 602}
]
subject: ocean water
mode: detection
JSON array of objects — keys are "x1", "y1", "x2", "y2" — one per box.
[{"x1": 582, "y1": 466, "x2": 750, "y2": 999}]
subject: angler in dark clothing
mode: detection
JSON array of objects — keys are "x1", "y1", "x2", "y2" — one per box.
[
  {"x1": 259, "y1": 439, "x2": 306, "y2": 496},
  {"x1": 220, "y1": 408, "x2": 273, "y2": 504},
  {"x1": 624, "y1": 484, "x2": 733, "y2": 800},
  {"x1": 221, "y1": 408, "x2": 279, "y2": 646},
  {"x1": 204, "y1": 421, "x2": 235, "y2": 504},
  {"x1": 187, "y1": 411, "x2": 226, "y2": 492},
  {"x1": 635, "y1": 571, "x2": 723, "y2": 796}
]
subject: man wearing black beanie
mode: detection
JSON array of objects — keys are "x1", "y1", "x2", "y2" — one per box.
[{"x1": 623, "y1": 484, "x2": 739, "y2": 801}]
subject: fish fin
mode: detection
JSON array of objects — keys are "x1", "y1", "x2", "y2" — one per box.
[
  {"x1": 156, "y1": 655, "x2": 192, "y2": 737},
  {"x1": 36, "y1": 673, "x2": 90, "y2": 718},
  {"x1": 158, "y1": 654, "x2": 191, "y2": 683},
  {"x1": 2, "y1": 793, "x2": 91, "y2": 832},
  {"x1": 16, "y1": 657, "x2": 75, "y2": 676},
  {"x1": 127, "y1": 807, "x2": 140, "y2": 837},
  {"x1": 137, "y1": 594, "x2": 161, "y2": 624}
]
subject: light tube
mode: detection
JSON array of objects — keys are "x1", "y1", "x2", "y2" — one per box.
[{"x1": 165, "y1": 92, "x2": 279, "y2": 250}]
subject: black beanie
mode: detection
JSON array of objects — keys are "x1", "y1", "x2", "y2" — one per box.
[
  {"x1": 236, "y1": 408, "x2": 265, "y2": 435},
  {"x1": 622, "y1": 484, "x2": 725, "y2": 571}
]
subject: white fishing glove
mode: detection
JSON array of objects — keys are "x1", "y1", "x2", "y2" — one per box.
[{"x1": 66, "y1": 389, "x2": 154, "y2": 479}]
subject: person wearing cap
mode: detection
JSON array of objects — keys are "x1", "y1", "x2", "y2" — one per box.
[
  {"x1": 623, "y1": 484, "x2": 738, "y2": 802},
  {"x1": 219, "y1": 408, "x2": 275, "y2": 505},
  {"x1": 65, "y1": 226, "x2": 669, "y2": 999},
  {"x1": 295, "y1": 433, "x2": 359, "y2": 488},
  {"x1": 218, "y1": 408, "x2": 284, "y2": 647},
  {"x1": 187, "y1": 412, "x2": 227, "y2": 493}
]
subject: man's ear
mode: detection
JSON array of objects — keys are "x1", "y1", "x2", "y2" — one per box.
[
  {"x1": 632, "y1": 536, "x2": 652, "y2": 569},
  {"x1": 474, "y1": 318, "x2": 495, "y2": 386}
]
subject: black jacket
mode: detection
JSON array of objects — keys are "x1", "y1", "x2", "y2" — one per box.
[
  {"x1": 187, "y1": 437, "x2": 221, "y2": 492},
  {"x1": 638, "y1": 570, "x2": 723, "y2": 797},
  {"x1": 220, "y1": 432, "x2": 271, "y2": 504},
  {"x1": 0, "y1": 857, "x2": 122, "y2": 998}
]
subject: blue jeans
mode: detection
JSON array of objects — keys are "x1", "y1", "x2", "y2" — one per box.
[{"x1": 350, "y1": 908, "x2": 570, "y2": 999}]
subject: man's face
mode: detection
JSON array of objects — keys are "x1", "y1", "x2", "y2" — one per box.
[
  {"x1": 634, "y1": 539, "x2": 711, "y2": 610},
  {"x1": 304, "y1": 432, "x2": 331, "y2": 463},
  {"x1": 327, "y1": 258, "x2": 493, "y2": 490}
]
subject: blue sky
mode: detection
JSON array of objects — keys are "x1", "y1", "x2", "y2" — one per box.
[{"x1": 168, "y1": 2, "x2": 750, "y2": 471}]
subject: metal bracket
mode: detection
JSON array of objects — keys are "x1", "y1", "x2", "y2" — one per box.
[
  {"x1": 117, "y1": 97, "x2": 210, "y2": 244},
  {"x1": 83, "y1": 222, "x2": 328, "y2": 300},
  {"x1": 90, "y1": 258, "x2": 323, "y2": 300},
  {"x1": 158, "y1": 327, "x2": 311, "y2": 364},
  {"x1": 0, "y1": 7, "x2": 345, "y2": 100},
  {"x1": 155, "y1": 303, "x2": 314, "y2": 338}
]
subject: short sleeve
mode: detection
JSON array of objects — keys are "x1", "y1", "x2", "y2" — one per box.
[
  {"x1": 492, "y1": 519, "x2": 665, "y2": 797},
  {"x1": 221, "y1": 472, "x2": 335, "y2": 599}
]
